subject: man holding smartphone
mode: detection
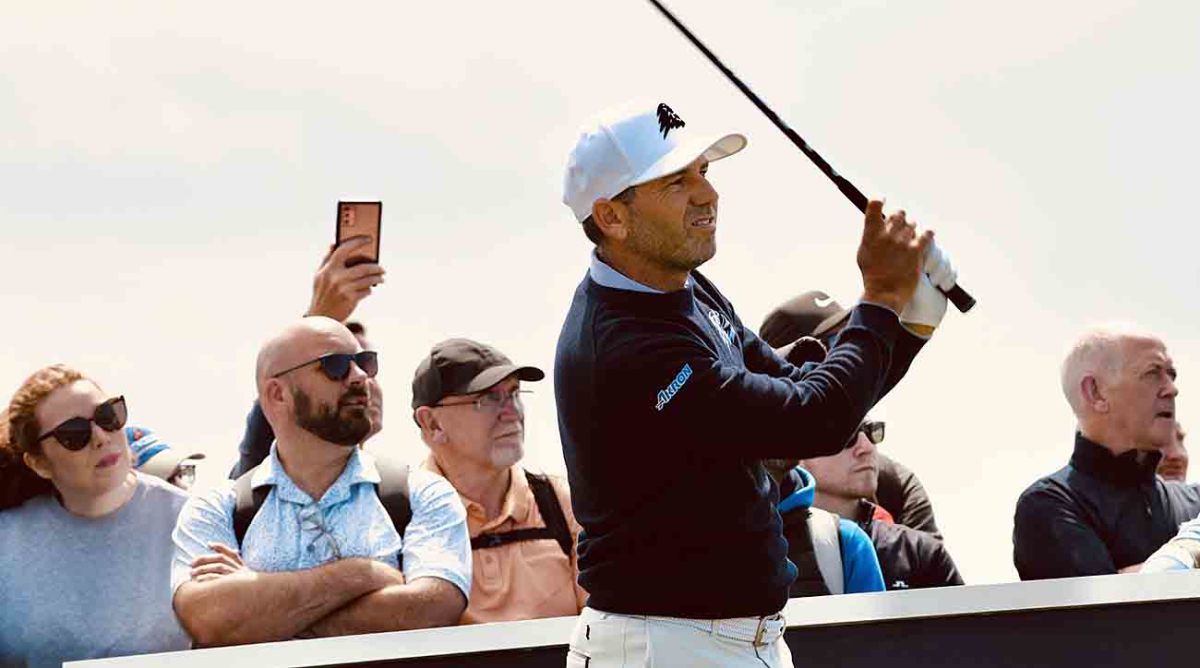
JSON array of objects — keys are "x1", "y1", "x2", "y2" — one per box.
[
  {"x1": 554, "y1": 101, "x2": 952, "y2": 667},
  {"x1": 174, "y1": 317, "x2": 470, "y2": 645},
  {"x1": 230, "y1": 235, "x2": 384, "y2": 478}
]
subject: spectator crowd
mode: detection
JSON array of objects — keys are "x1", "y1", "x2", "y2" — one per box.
[{"x1": 1, "y1": 99, "x2": 1196, "y2": 668}]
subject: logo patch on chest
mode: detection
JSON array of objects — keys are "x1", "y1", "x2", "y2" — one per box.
[{"x1": 707, "y1": 308, "x2": 736, "y2": 350}]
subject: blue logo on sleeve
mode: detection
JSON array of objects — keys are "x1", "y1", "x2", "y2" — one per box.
[{"x1": 655, "y1": 363, "x2": 693, "y2": 411}]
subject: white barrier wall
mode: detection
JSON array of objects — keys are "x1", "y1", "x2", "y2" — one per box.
[{"x1": 67, "y1": 572, "x2": 1200, "y2": 668}]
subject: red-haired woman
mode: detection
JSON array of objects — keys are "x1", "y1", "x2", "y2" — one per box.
[{"x1": 0, "y1": 365, "x2": 191, "y2": 667}]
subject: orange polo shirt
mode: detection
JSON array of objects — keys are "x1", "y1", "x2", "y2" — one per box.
[{"x1": 423, "y1": 459, "x2": 588, "y2": 625}]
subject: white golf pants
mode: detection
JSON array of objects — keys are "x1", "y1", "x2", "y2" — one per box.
[{"x1": 566, "y1": 607, "x2": 794, "y2": 667}]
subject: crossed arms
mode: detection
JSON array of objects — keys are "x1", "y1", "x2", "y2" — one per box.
[
  {"x1": 173, "y1": 543, "x2": 465, "y2": 646},
  {"x1": 170, "y1": 471, "x2": 471, "y2": 647}
]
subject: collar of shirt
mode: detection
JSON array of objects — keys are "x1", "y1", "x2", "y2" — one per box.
[
  {"x1": 422, "y1": 458, "x2": 530, "y2": 534},
  {"x1": 252, "y1": 442, "x2": 381, "y2": 507},
  {"x1": 1069, "y1": 432, "x2": 1161, "y2": 486},
  {"x1": 853, "y1": 498, "x2": 880, "y2": 529},
  {"x1": 589, "y1": 251, "x2": 690, "y2": 293}
]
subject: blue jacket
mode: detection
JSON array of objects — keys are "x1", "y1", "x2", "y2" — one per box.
[{"x1": 778, "y1": 466, "x2": 885, "y2": 594}]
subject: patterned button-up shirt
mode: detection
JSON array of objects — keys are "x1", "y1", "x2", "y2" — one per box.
[{"x1": 171, "y1": 444, "x2": 471, "y2": 598}]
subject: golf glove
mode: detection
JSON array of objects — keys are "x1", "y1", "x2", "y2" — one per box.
[{"x1": 900, "y1": 241, "x2": 956, "y2": 334}]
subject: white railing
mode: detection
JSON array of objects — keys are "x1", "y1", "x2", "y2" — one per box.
[{"x1": 67, "y1": 572, "x2": 1200, "y2": 668}]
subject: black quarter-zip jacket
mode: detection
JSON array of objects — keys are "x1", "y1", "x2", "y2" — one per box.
[
  {"x1": 1013, "y1": 433, "x2": 1200, "y2": 580},
  {"x1": 554, "y1": 270, "x2": 924, "y2": 618}
]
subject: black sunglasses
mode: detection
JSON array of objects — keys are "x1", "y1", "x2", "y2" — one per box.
[
  {"x1": 37, "y1": 396, "x2": 128, "y2": 451},
  {"x1": 864, "y1": 419, "x2": 883, "y2": 446},
  {"x1": 854, "y1": 420, "x2": 885, "y2": 447},
  {"x1": 272, "y1": 351, "x2": 379, "y2": 382}
]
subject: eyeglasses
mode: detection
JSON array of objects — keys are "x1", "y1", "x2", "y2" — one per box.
[
  {"x1": 170, "y1": 461, "x2": 197, "y2": 490},
  {"x1": 851, "y1": 420, "x2": 885, "y2": 447},
  {"x1": 299, "y1": 503, "x2": 342, "y2": 562},
  {"x1": 435, "y1": 388, "x2": 531, "y2": 413},
  {"x1": 272, "y1": 351, "x2": 378, "y2": 382},
  {"x1": 37, "y1": 396, "x2": 128, "y2": 451}
]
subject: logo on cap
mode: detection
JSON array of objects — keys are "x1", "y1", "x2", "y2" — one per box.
[{"x1": 657, "y1": 103, "x2": 686, "y2": 138}]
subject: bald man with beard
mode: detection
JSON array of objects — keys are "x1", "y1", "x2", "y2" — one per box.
[
  {"x1": 171, "y1": 317, "x2": 471, "y2": 646},
  {"x1": 230, "y1": 239, "x2": 385, "y2": 479}
]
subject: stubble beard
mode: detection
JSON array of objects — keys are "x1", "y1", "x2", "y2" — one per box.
[
  {"x1": 488, "y1": 422, "x2": 525, "y2": 469},
  {"x1": 849, "y1": 475, "x2": 879, "y2": 502},
  {"x1": 627, "y1": 217, "x2": 715, "y2": 276},
  {"x1": 489, "y1": 442, "x2": 524, "y2": 469}
]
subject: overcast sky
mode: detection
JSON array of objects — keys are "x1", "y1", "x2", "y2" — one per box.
[{"x1": 3, "y1": 0, "x2": 1198, "y2": 584}]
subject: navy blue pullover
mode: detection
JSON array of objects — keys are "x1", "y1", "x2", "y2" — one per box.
[{"x1": 554, "y1": 269, "x2": 923, "y2": 617}]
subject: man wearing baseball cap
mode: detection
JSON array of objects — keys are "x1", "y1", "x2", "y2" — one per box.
[
  {"x1": 127, "y1": 426, "x2": 205, "y2": 490},
  {"x1": 759, "y1": 290, "x2": 852, "y2": 362},
  {"x1": 760, "y1": 290, "x2": 945, "y2": 539},
  {"x1": 412, "y1": 338, "x2": 587, "y2": 624},
  {"x1": 555, "y1": 100, "x2": 951, "y2": 666}
]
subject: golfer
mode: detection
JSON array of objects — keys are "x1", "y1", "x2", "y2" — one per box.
[{"x1": 554, "y1": 100, "x2": 957, "y2": 667}]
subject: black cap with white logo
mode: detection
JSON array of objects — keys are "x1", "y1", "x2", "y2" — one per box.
[
  {"x1": 411, "y1": 338, "x2": 544, "y2": 409},
  {"x1": 759, "y1": 291, "x2": 852, "y2": 348}
]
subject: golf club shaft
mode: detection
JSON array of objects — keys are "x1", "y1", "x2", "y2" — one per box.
[{"x1": 646, "y1": 0, "x2": 976, "y2": 313}]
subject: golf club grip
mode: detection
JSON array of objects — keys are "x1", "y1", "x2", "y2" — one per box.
[
  {"x1": 943, "y1": 284, "x2": 976, "y2": 313},
  {"x1": 645, "y1": 0, "x2": 976, "y2": 314},
  {"x1": 826, "y1": 164, "x2": 976, "y2": 313}
]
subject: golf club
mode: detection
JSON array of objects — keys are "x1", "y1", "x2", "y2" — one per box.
[{"x1": 646, "y1": 0, "x2": 976, "y2": 313}]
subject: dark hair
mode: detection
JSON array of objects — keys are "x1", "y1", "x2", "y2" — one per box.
[
  {"x1": 580, "y1": 187, "x2": 637, "y2": 246},
  {"x1": 345, "y1": 321, "x2": 366, "y2": 336},
  {"x1": 2, "y1": 365, "x2": 86, "y2": 509}
]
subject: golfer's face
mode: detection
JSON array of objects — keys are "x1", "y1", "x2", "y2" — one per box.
[{"x1": 628, "y1": 157, "x2": 719, "y2": 272}]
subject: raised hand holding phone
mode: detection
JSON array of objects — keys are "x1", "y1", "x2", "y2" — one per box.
[
  {"x1": 336, "y1": 201, "x2": 382, "y2": 267},
  {"x1": 307, "y1": 237, "x2": 386, "y2": 322}
]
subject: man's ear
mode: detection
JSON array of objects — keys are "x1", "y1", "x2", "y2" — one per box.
[
  {"x1": 592, "y1": 197, "x2": 632, "y2": 243},
  {"x1": 414, "y1": 407, "x2": 446, "y2": 443},
  {"x1": 22, "y1": 452, "x2": 52, "y2": 481},
  {"x1": 261, "y1": 378, "x2": 291, "y2": 415},
  {"x1": 1081, "y1": 375, "x2": 1108, "y2": 413}
]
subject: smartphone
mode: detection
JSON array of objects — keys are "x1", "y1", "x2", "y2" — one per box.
[{"x1": 335, "y1": 201, "x2": 382, "y2": 267}]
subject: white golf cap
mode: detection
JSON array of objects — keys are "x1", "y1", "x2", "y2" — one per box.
[{"x1": 562, "y1": 100, "x2": 747, "y2": 223}]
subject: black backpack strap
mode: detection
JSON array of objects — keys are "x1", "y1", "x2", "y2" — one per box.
[
  {"x1": 233, "y1": 457, "x2": 411, "y2": 555},
  {"x1": 233, "y1": 466, "x2": 270, "y2": 549},
  {"x1": 525, "y1": 471, "x2": 573, "y2": 558},
  {"x1": 469, "y1": 471, "x2": 575, "y2": 556},
  {"x1": 472, "y1": 527, "x2": 559, "y2": 550},
  {"x1": 372, "y1": 456, "x2": 413, "y2": 539}
]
